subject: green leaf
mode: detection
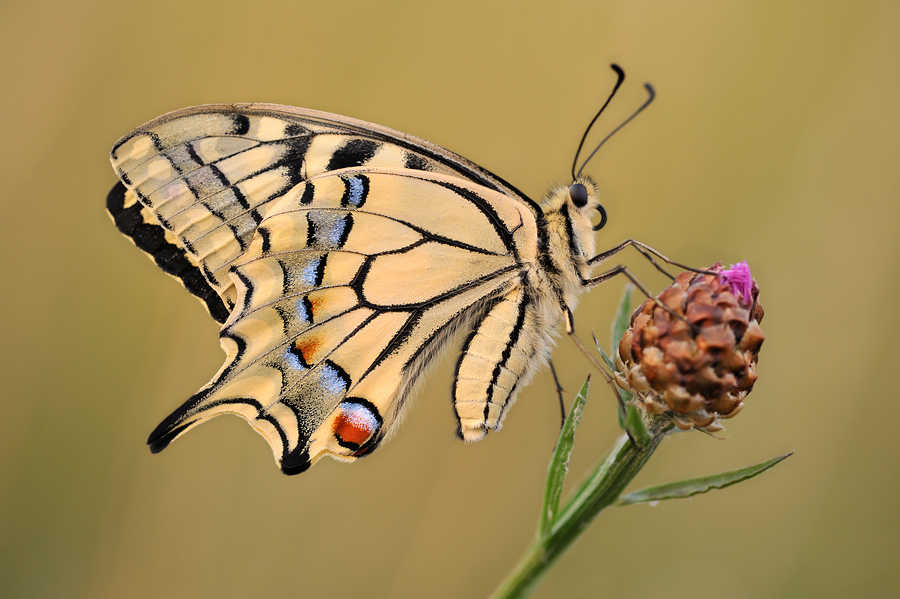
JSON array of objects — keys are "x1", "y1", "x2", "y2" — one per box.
[
  {"x1": 540, "y1": 378, "x2": 589, "y2": 539},
  {"x1": 614, "y1": 386, "x2": 635, "y2": 433},
  {"x1": 619, "y1": 403, "x2": 651, "y2": 447},
  {"x1": 595, "y1": 285, "x2": 635, "y2": 372},
  {"x1": 598, "y1": 342, "x2": 616, "y2": 371},
  {"x1": 611, "y1": 284, "x2": 635, "y2": 350},
  {"x1": 615, "y1": 452, "x2": 793, "y2": 506},
  {"x1": 489, "y1": 421, "x2": 673, "y2": 599}
]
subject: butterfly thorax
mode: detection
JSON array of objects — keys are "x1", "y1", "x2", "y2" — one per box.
[{"x1": 530, "y1": 177, "x2": 599, "y2": 317}]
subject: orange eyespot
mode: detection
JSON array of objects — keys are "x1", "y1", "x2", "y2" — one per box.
[{"x1": 332, "y1": 400, "x2": 381, "y2": 449}]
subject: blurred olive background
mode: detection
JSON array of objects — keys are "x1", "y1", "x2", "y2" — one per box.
[{"x1": 2, "y1": 1, "x2": 898, "y2": 597}]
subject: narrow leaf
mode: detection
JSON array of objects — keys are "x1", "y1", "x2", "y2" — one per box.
[
  {"x1": 611, "y1": 284, "x2": 635, "y2": 350},
  {"x1": 540, "y1": 378, "x2": 589, "y2": 539},
  {"x1": 598, "y1": 341, "x2": 616, "y2": 371},
  {"x1": 615, "y1": 452, "x2": 793, "y2": 506},
  {"x1": 594, "y1": 284, "x2": 634, "y2": 372},
  {"x1": 620, "y1": 403, "x2": 651, "y2": 447}
]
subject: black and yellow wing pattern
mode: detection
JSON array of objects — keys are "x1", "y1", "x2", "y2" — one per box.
[{"x1": 108, "y1": 103, "x2": 603, "y2": 473}]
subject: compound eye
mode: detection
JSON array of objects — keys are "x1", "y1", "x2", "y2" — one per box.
[{"x1": 568, "y1": 183, "x2": 589, "y2": 208}]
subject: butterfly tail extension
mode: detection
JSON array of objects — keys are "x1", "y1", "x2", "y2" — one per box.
[
  {"x1": 146, "y1": 390, "x2": 222, "y2": 454},
  {"x1": 453, "y1": 285, "x2": 549, "y2": 441},
  {"x1": 145, "y1": 370, "x2": 319, "y2": 475},
  {"x1": 145, "y1": 375, "x2": 281, "y2": 454},
  {"x1": 145, "y1": 365, "x2": 355, "y2": 476}
]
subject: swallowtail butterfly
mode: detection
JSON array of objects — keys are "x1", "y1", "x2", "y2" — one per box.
[{"x1": 107, "y1": 66, "x2": 655, "y2": 474}]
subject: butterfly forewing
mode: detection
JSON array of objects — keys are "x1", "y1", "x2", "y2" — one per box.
[{"x1": 108, "y1": 104, "x2": 534, "y2": 323}]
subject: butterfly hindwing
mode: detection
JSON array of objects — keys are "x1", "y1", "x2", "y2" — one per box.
[
  {"x1": 145, "y1": 167, "x2": 540, "y2": 473},
  {"x1": 453, "y1": 284, "x2": 552, "y2": 442}
]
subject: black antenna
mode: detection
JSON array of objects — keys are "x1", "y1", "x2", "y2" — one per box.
[
  {"x1": 570, "y1": 64, "x2": 626, "y2": 181},
  {"x1": 575, "y1": 82, "x2": 656, "y2": 178}
]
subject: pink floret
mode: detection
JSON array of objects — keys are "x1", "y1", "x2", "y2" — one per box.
[{"x1": 721, "y1": 261, "x2": 754, "y2": 304}]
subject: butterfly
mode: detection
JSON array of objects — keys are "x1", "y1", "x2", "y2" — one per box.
[{"x1": 107, "y1": 65, "x2": 654, "y2": 474}]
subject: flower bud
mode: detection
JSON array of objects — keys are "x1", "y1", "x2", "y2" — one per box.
[{"x1": 614, "y1": 262, "x2": 764, "y2": 432}]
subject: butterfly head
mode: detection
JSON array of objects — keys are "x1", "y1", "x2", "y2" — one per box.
[
  {"x1": 537, "y1": 176, "x2": 603, "y2": 274},
  {"x1": 567, "y1": 179, "x2": 607, "y2": 232},
  {"x1": 540, "y1": 176, "x2": 605, "y2": 233}
]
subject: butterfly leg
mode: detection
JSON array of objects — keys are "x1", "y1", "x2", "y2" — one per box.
[
  {"x1": 583, "y1": 264, "x2": 699, "y2": 336},
  {"x1": 582, "y1": 264, "x2": 657, "y2": 296},
  {"x1": 561, "y1": 307, "x2": 635, "y2": 444},
  {"x1": 548, "y1": 359, "x2": 567, "y2": 429},
  {"x1": 584, "y1": 240, "x2": 716, "y2": 324},
  {"x1": 452, "y1": 286, "x2": 546, "y2": 442},
  {"x1": 587, "y1": 238, "x2": 710, "y2": 280}
]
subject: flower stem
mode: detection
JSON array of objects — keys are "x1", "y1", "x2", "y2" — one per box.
[{"x1": 487, "y1": 419, "x2": 671, "y2": 599}]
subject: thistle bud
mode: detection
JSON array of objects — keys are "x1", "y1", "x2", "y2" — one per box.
[{"x1": 615, "y1": 262, "x2": 765, "y2": 432}]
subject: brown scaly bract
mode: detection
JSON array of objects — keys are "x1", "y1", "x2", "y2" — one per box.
[{"x1": 615, "y1": 262, "x2": 765, "y2": 432}]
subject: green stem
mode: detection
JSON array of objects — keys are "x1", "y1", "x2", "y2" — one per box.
[{"x1": 487, "y1": 419, "x2": 671, "y2": 599}]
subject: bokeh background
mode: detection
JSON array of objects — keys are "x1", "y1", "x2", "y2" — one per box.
[{"x1": 2, "y1": 1, "x2": 898, "y2": 597}]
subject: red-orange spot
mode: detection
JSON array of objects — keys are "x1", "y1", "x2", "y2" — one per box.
[
  {"x1": 333, "y1": 409, "x2": 374, "y2": 446},
  {"x1": 293, "y1": 335, "x2": 323, "y2": 363},
  {"x1": 308, "y1": 294, "x2": 328, "y2": 320}
]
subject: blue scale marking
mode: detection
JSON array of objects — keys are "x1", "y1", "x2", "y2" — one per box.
[
  {"x1": 294, "y1": 297, "x2": 310, "y2": 323},
  {"x1": 345, "y1": 176, "x2": 365, "y2": 207},
  {"x1": 301, "y1": 257, "x2": 321, "y2": 286},
  {"x1": 319, "y1": 363, "x2": 349, "y2": 396},
  {"x1": 284, "y1": 346, "x2": 307, "y2": 371},
  {"x1": 340, "y1": 402, "x2": 379, "y2": 431}
]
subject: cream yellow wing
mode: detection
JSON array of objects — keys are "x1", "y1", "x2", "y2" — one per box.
[
  {"x1": 107, "y1": 104, "x2": 537, "y2": 324},
  {"x1": 107, "y1": 103, "x2": 608, "y2": 474},
  {"x1": 146, "y1": 168, "x2": 541, "y2": 473}
]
